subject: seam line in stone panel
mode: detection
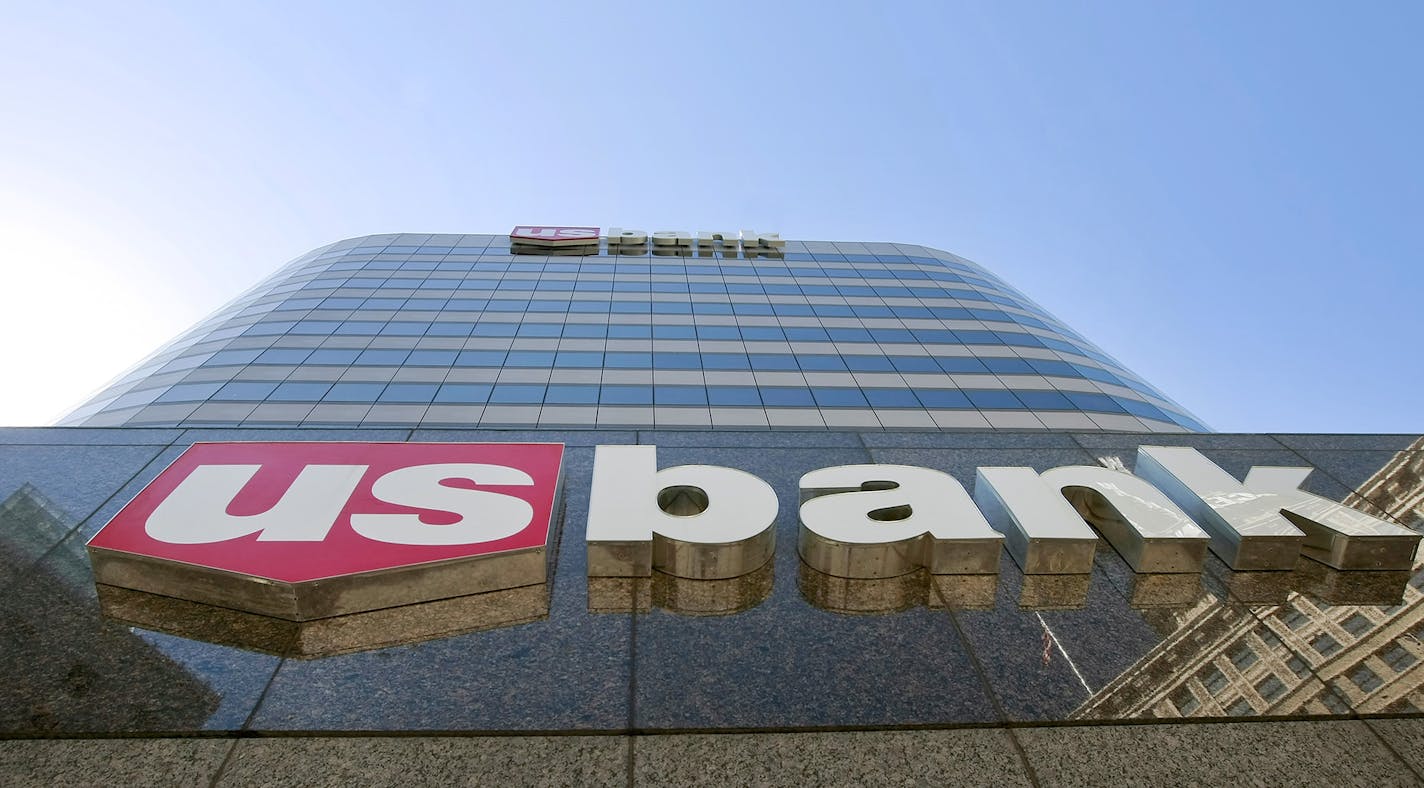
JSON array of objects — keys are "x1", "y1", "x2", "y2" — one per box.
[
  {"x1": 1361, "y1": 718, "x2": 1424, "y2": 783},
  {"x1": 2, "y1": 716, "x2": 1418, "y2": 741},
  {"x1": 625, "y1": 734, "x2": 636, "y2": 788},
  {"x1": 627, "y1": 575, "x2": 640, "y2": 737},
  {"x1": 205, "y1": 739, "x2": 243, "y2": 788},
  {"x1": 931, "y1": 579, "x2": 1043, "y2": 786}
]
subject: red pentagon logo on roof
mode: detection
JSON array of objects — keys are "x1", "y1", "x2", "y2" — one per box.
[
  {"x1": 509, "y1": 225, "x2": 600, "y2": 247},
  {"x1": 86, "y1": 442, "x2": 565, "y2": 621}
]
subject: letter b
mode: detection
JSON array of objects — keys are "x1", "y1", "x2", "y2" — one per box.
[{"x1": 586, "y1": 445, "x2": 778, "y2": 579}]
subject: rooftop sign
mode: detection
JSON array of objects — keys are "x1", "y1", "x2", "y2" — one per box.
[{"x1": 508, "y1": 226, "x2": 785, "y2": 254}]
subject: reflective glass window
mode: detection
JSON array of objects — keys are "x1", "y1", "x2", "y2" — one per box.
[
  {"x1": 379, "y1": 383, "x2": 438, "y2": 403},
  {"x1": 915, "y1": 389, "x2": 973, "y2": 409},
  {"x1": 324, "y1": 382, "x2": 387, "y2": 402},
  {"x1": 210, "y1": 381, "x2": 278, "y2": 401},
  {"x1": 433, "y1": 383, "x2": 492, "y2": 403},
  {"x1": 545, "y1": 384, "x2": 600, "y2": 404},
  {"x1": 600, "y1": 385, "x2": 653, "y2": 405},
  {"x1": 488, "y1": 384, "x2": 546, "y2": 404},
  {"x1": 707, "y1": 387, "x2": 761, "y2": 406},
  {"x1": 759, "y1": 387, "x2": 815, "y2": 407}
]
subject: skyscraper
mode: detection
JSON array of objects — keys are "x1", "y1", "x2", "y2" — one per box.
[
  {"x1": 10, "y1": 229, "x2": 1422, "y2": 784},
  {"x1": 60, "y1": 231, "x2": 1206, "y2": 432}
]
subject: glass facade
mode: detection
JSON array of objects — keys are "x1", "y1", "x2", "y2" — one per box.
[{"x1": 60, "y1": 233, "x2": 1206, "y2": 431}]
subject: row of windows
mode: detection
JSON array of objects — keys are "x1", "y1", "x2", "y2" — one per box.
[
  {"x1": 316, "y1": 245, "x2": 970, "y2": 267},
  {"x1": 242, "y1": 320, "x2": 1074, "y2": 349},
  {"x1": 150, "y1": 380, "x2": 1167, "y2": 415},
  {"x1": 253, "y1": 304, "x2": 1053, "y2": 329},
  {"x1": 250, "y1": 301, "x2": 1055, "y2": 330},
  {"x1": 288, "y1": 282, "x2": 1011, "y2": 303},
  {"x1": 300, "y1": 259, "x2": 986, "y2": 277},
  {"x1": 198, "y1": 347, "x2": 1128, "y2": 381}
]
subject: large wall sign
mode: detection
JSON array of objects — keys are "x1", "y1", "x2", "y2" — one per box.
[{"x1": 87, "y1": 442, "x2": 565, "y2": 621}]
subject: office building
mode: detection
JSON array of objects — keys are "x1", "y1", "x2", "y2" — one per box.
[
  {"x1": 59, "y1": 232, "x2": 1205, "y2": 432},
  {"x1": 4, "y1": 230, "x2": 1423, "y2": 784}
]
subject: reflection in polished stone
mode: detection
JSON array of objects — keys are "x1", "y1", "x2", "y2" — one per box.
[
  {"x1": 97, "y1": 581, "x2": 551, "y2": 658},
  {"x1": 1127, "y1": 572, "x2": 1206, "y2": 609},
  {"x1": 932, "y1": 574, "x2": 999, "y2": 611},
  {"x1": 1295, "y1": 561, "x2": 1411, "y2": 606},
  {"x1": 1219, "y1": 567, "x2": 1299, "y2": 605},
  {"x1": 1343, "y1": 437, "x2": 1424, "y2": 528},
  {"x1": 1073, "y1": 563, "x2": 1424, "y2": 719},
  {"x1": 798, "y1": 563, "x2": 929, "y2": 614},
  {"x1": 0, "y1": 485, "x2": 220, "y2": 732},
  {"x1": 587, "y1": 576, "x2": 651, "y2": 614},
  {"x1": 1020, "y1": 573, "x2": 1091, "y2": 610},
  {"x1": 0, "y1": 484, "x2": 86, "y2": 589},
  {"x1": 588, "y1": 562, "x2": 773, "y2": 616}
]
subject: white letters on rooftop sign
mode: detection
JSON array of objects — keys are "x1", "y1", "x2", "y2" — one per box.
[{"x1": 516, "y1": 227, "x2": 786, "y2": 252}]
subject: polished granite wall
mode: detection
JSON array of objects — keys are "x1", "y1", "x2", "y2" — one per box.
[{"x1": 2, "y1": 427, "x2": 1423, "y2": 785}]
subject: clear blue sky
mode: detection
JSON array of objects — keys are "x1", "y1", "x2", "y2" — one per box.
[{"x1": 2, "y1": 1, "x2": 1420, "y2": 432}]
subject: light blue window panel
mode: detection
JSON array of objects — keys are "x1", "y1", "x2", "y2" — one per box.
[
  {"x1": 209, "y1": 380, "x2": 283, "y2": 402},
  {"x1": 707, "y1": 387, "x2": 761, "y2": 406},
  {"x1": 812, "y1": 388, "x2": 869, "y2": 407},
  {"x1": 506, "y1": 351, "x2": 556, "y2": 368},
  {"x1": 915, "y1": 389, "x2": 973, "y2": 409},
  {"x1": 934, "y1": 357, "x2": 990, "y2": 374},
  {"x1": 759, "y1": 387, "x2": 815, "y2": 407},
  {"x1": 379, "y1": 383, "x2": 439, "y2": 403},
  {"x1": 844, "y1": 356, "x2": 895, "y2": 372},
  {"x1": 600, "y1": 385, "x2": 653, "y2": 405},
  {"x1": 407, "y1": 350, "x2": 459, "y2": 366},
  {"x1": 798, "y1": 355, "x2": 848, "y2": 372},
  {"x1": 255, "y1": 348, "x2": 313, "y2": 365},
  {"x1": 981, "y1": 357, "x2": 1034, "y2": 374},
  {"x1": 269, "y1": 382, "x2": 333, "y2": 401},
  {"x1": 966, "y1": 390, "x2": 1025, "y2": 409},
  {"x1": 653, "y1": 352, "x2": 700, "y2": 369},
  {"x1": 740, "y1": 327, "x2": 785, "y2": 341},
  {"x1": 455, "y1": 350, "x2": 507, "y2": 367},
  {"x1": 864, "y1": 389, "x2": 921, "y2": 408},
  {"x1": 157, "y1": 381, "x2": 227, "y2": 403},
  {"x1": 354, "y1": 349, "x2": 410, "y2": 366},
  {"x1": 324, "y1": 382, "x2": 388, "y2": 402},
  {"x1": 545, "y1": 385, "x2": 600, "y2": 404},
  {"x1": 1014, "y1": 391, "x2": 1074, "y2": 410},
  {"x1": 654, "y1": 386, "x2": 708, "y2": 406},
  {"x1": 1065, "y1": 392, "x2": 1127, "y2": 413},
  {"x1": 749, "y1": 354, "x2": 798, "y2": 371},
  {"x1": 489, "y1": 384, "x2": 546, "y2": 404},
  {"x1": 605, "y1": 352, "x2": 652, "y2": 368},
  {"x1": 433, "y1": 383, "x2": 492, "y2": 403},
  {"x1": 554, "y1": 352, "x2": 603, "y2": 368}
]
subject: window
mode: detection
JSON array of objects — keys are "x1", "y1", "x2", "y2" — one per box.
[
  {"x1": 433, "y1": 384, "x2": 492, "y2": 404},
  {"x1": 1256, "y1": 675, "x2": 1286, "y2": 702}
]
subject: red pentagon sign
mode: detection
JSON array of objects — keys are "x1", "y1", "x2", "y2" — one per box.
[{"x1": 86, "y1": 442, "x2": 565, "y2": 620}]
